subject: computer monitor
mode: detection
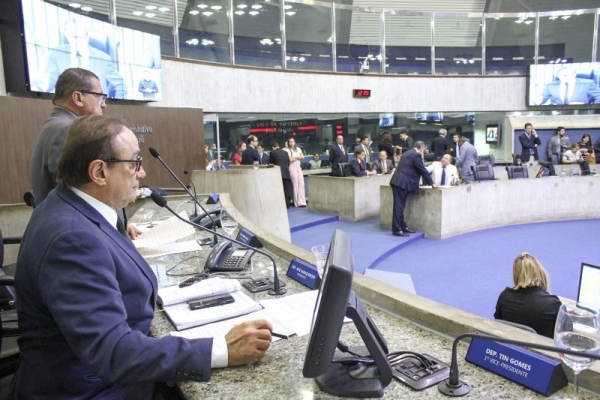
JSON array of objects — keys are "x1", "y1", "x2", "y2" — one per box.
[
  {"x1": 577, "y1": 263, "x2": 600, "y2": 311},
  {"x1": 302, "y1": 229, "x2": 392, "y2": 397}
]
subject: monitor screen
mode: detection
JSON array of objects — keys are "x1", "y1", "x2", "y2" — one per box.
[
  {"x1": 379, "y1": 113, "x2": 394, "y2": 128},
  {"x1": 20, "y1": 0, "x2": 162, "y2": 101},
  {"x1": 527, "y1": 62, "x2": 600, "y2": 108},
  {"x1": 578, "y1": 263, "x2": 600, "y2": 311},
  {"x1": 485, "y1": 124, "x2": 500, "y2": 144}
]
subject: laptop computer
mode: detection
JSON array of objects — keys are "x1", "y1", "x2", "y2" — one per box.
[{"x1": 577, "y1": 262, "x2": 600, "y2": 311}]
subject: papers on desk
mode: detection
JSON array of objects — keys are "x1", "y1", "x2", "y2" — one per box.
[
  {"x1": 137, "y1": 240, "x2": 201, "y2": 258},
  {"x1": 159, "y1": 277, "x2": 262, "y2": 331},
  {"x1": 133, "y1": 211, "x2": 195, "y2": 250},
  {"x1": 171, "y1": 290, "x2": 318, "y2": 342}
]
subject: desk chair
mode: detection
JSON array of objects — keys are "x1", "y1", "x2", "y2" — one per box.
[
  {"x1": 0, "y1": 233, "x2": 20, "y2": 381},
  {"x1": 0, "y1": 231, "x2": 19, "y2": 310},
  {"x1": 538, "y1": 161, "x2": 556, "y2": 176},
  {"x1": 506, "y1": 165, "x2": 529, "y2": 179},
  {"x1": 23, "y1": 191, "x2": 35, "y2": 209},
  {"x1": 473, "y1": 164, "x2": 495, "y2": 181},
  {"x1": 495, "y1": 319, "x2": 537, "y2": 334},
  {"x1": 477, "y1": 154, "x2": 495, "y2": 167}
]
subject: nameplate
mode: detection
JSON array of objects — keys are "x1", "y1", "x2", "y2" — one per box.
[
  {"x1": 206, "y1": 193, "x2": 220, "y2": 204},
  {"x1": 286, "y1": 258, "x2": 320, "y2": 289},
  {"x1": 235, "y1": 228, "x2": 263, "y2": 248},
  {"x1": 465, "y1": 334, "x2": 567, "y2": 396}
]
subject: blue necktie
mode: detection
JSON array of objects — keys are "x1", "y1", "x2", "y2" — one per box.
[{"x1": 441, "y1": 166, "x2": 446, "y2": 186}]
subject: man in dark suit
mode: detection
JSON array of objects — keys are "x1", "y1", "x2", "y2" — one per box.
[
  {"x1": 329, "y1": 135, "x2": 348, "y2": 176},
  {"x1": 242, "y1": 135, "x2": 260, "y2": 165},
  {"x1": 257, "y1": 143, "x2": 269, "y2": 165},
  {"x1": 349, "y1": 149, "x2": 375, "y2": 177},
  {"x1": 389, "y1": 141, "x2": 436, "y2": 237},
  {"x1": 431, "y1": 128, "x2": 450, "y2": 160},
  {"x1": 540, "y1": 67, "x2": 600, "y2": 105},
  {"x1": 519, "y1": 122, "x2": 542, "y2": 164},
  {"x1": 12, "y1": 116, "x2": 273, "y2": 398},
  {"x1": 398, "y1": 131, "x2": 415, "y2": 153},
  {"x1": 371, "y1": 150, "x2": 394, "y2": 174},
  {"x1": 270, "y1": 141, "x2": 293, "y2": 207}
]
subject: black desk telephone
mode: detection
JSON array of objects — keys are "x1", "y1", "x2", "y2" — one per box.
[
  {"x1": 205, "y1": 240, "x2": 253, "y2": 272},
  {"x1": 192, "y1": 209, "x2": 222, "y2": 229}
]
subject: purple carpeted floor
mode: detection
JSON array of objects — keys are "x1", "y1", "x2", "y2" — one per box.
[{"x1": 288, "y1": 207, "x2": 600, "y2": 319}]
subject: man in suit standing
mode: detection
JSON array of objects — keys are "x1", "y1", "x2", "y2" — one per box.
[
  {"x1": 430, "y1": 128, "x2": 450, "y2": 161},
  {"x1": 371, "y1": 150, "x2": 394, "y2": 174},
  {"x1": 456, "y1": 137, "x2": 479, "y2": 182},
  {"x1": 546, "y1": 126, "x2": 570, "y2": 165},
  {"x1": 519, "y1": 123, "x2": 542, "y2": 164},
  {"x1": 450, "y1": 128, "x2": 462, "y2": 162},
  {"x1": 390, "y1": 141, "x2": 436, "y2": 237},
  {"x1": 349, "y1": 149, "x2": 375, "y2": 177},
  {"x1": 426, "y1": 154, "x2": 459, "y2": 186},
  {"x1": 242, "y1": 135, "x2": 260, "y2": 165},
  {"x1": 257, "y1": 143, "x2": 269, "y2": 165},
  {"x1": 12, "y1": 116, "x2": 273, "y2": 398},
  {"x1": 269, "y1": 141, "x2": 293, "y2": 207},
  {"x1": 354, "y1": 135, "x2": 372, "y2": 166},
  {"x1": 539, "y1": 67, "x2": 600, "y2": 105},
  {"x1": 329, "y1": 135, "x2": 348, "y2": 176},
  {"x1": 398, "y1": 131, "x2": 415, "y2": 153}
]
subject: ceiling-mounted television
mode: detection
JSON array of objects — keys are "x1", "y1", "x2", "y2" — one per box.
[
  {"x1": 379, "y1": 113, "x2": 394, "y2": 127},
  {"x1": 527, "y1": 62, "x2": 600, "y2": 108},
  {"x1": 485, "y1": 124, "x2": 500, "y2": 145},
  {"x1": 2, "y1": 0, "x2": 162, "y2": 101}
]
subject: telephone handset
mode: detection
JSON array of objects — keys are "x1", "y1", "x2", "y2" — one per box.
[
  {"x1": 204, "y1": 240, "x2": 253, "y2": 272},
  {"x1": 192, "y1": 209, "x2": 222, "y2": 229}
]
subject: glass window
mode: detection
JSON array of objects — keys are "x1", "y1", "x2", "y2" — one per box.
[
  {"x1": 538, "y1": 10, "x2": 596, "y2": 64},
  {"x1": 433, "y1": 15, "x2": 482, "y2": 75},
  {"x1": 48, "y1": 0, "x2": 110, "y2": 22},
  {"x1": 336, "y1": 6, "x2": 382, "y2": 74},
  {"x1": 384, "y1": 12, "x2": 431, "y2": 75},
  {"x1": 116, "y1": 1, "x2": 175, "y2": 57},
  {"x1": 284, "y1": 1, "x2": 333, "y2": 72},
  {"x1": 233, "y1": 0, "x2": 282, "y2": 68},
  {"x1": 484, "y1": 13, "x2": 535, "y2": 75},
  {"x1": 178, "y1": 0, "x2": 230, "y2": 63}
]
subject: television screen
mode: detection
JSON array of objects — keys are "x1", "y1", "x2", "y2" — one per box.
[
  {"x1": 578, "y1": 263, "x2": 600, "y2": 311},
  {"x1": 527, "y1": 62, "x2": 600, "y2": 107},
  {"x1": 485, "y1": 124, "x2": 500, "y2": 144},
  {"x1": 379, "y1": 113, "x2": 394, "y2": 127},
  {"x1": 413, "y1": 112, "x2": 443, "y2": 123},
  {"x1": 20, "y1": 0, "x2": 162, "y2": 101}
]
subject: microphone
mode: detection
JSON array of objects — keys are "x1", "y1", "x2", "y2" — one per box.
[
  {"x1": 183, "y1": 169, "x2": 198, "y2": 219},
  {"x1": 149, "y1": 147, "x2": 217, "y2": 245},
  {"x1": 150, "y1": 192, "x2": 287, "y2": 296},
  {"x1": 438, "y1": 332, "x2": 600, "y2": 397}
]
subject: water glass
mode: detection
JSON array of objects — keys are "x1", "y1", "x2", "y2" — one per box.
[{"x1": 311, "y1": 244, "x2": 330, "y2": 278}]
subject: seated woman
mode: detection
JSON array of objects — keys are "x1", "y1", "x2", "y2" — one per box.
[
  {"x1": 562, "y1": 143, "x2": 582, "y2": 164},
  {"x1": 309, "y1": 153, "x2": 321, "y2": 169},
  {"x1": 580, "y1": 133, "x2": 595, "y2": 164},
  {"x1": 232, "y1": 142, "x2": 246, "y2": 165},
  {"x1": 494, "y1": 253, "x2": 561, "y2": 338}
]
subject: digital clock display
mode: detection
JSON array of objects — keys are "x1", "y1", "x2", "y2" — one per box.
[{"x1": 353, "y1": 89, "x2": 371, "y2": 98}]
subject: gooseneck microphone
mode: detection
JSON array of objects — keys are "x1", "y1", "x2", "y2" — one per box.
[
  {"x1": 183, "y1": 169, "x2": 198, "y2": 219},
  {"x1": 438, "y1": 332, "x2": 600, "y2": 397},
  {"x1": 149, "y1": 147, "x2": 217, "y2": 245},
  {"x1": 150, "y1": 192, "x2": 287, "y2": 296}
]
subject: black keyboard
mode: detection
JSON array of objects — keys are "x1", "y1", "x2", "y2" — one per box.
[{"x1": 391, "y1": 353, "x2": 449, "y2": 391}]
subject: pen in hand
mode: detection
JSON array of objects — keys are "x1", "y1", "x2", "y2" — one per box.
[{"x1": 271, "y1": 332, "x2": 295, "y2": 340}]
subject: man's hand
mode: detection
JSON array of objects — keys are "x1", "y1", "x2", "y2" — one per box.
[
  {"x1": 127, "y1": 223, "x2": 142, "y2": 240},
  {"x1": 226, "y1": 319, "x2": 273, "y2": 367},
  {"x1": 431, "y1": 184, "x2": 439, "y2": 189}
]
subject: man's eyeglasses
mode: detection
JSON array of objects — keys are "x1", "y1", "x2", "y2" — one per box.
[
  {"x1": 79, "y1": 90, "x2": 107, "y2": 102},
  {"x1": 103, "y1": 156, "x2": 143, "y2": 172}
]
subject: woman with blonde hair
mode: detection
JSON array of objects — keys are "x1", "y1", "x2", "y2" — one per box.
[
  {"x1": 284, "y1": 137, "x2": 307, "y2": 207},
  {"x1": 494, "y1": 252, "x2": 561, "y2": 338}
]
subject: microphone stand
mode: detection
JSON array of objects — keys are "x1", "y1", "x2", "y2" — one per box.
[
  {"x1": 150, "y1": 192, "x2": 287, "y2": 296},
  {"x1": 149, "y1": 147, "x2": 217, "y2": 246},
  {"x1": 439, "y1": 332, "x2": 600, "y2": 397},
  {"x1": 183, "y1": 169, "x2": 198, "y2": 219}
]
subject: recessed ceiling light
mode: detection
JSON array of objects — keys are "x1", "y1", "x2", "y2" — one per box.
[
  {"x1": 285, "y1": 11, "x2": 295, "y2": 16},
  {"x1": 68, "y1": 3, "x2": 81, "y2": 8},
  {"x1": 145, "y1": 5, "x2": 157, "y2": 10},
  {"x1": 210, "y1": 5, "x2": 222, "y2": 10},
  {"x1": 202, "y1": 11, "x2": 213, "y2": 16},
  {"x1": 198, "y1": 3, "x2": 208, "y2": 8},
  {"x1": 234, "y1": 10, "x2": 245, "y2": 15},
  {"x1": 132, "y1": 10, "x2": 144, "y2": 16},
  {"x1": 201, "y1": 39, "x2": 215, "y2": 46},
  {"x1": 189, "y1": 10, "x2": 200, "y2": 15},
  {"x1": 284, "y1": 4, "x2": 292, "y2": 9},
  {"x1": 158, "y1": 7, "x2": 169, "y2": 12},
  {"x1": 186, "y1": 38, "x2": 199, "y2": 45},
  {"x1": 145, "y1": 13, "x2": 156, "y2": 18},
  {"x1": 81, "y1": 6, "x2": 92, "y2": 11},
  {"x1": 237, "y1": 3, "x2": 248, "y2": 8},
  {"x1": 249, "y1": 10, "x2": 259, "y2": 15},
  {"x1": 251, "y1": 4, "x2": 262, "y2": 9}
]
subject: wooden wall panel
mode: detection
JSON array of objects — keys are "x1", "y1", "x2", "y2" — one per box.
[{"x1": 0, "y1": 96, "x2": 204, "y2": 204}]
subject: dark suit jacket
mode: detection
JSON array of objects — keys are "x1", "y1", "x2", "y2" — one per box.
[
  {"x1": 431, "y1": 135, "x2": 450, "y2": 159},
  {"x1": 269, "y1": 148, "x2": 291, "y2": 180},
  {"x1": 349, "y1": 158, "x2": 367, "y2": 176},
  {"x1": 371, "y1": 159, "x2": 393, "y2": 174},
  {"x1": 259, "y1": 153, "x2": 269, "y2": 165},
  {"x1": 14, "y1": 186, "x2": 212, "y2": 398},
  {"x1": 30, "y1": 106, "x2": 77, "y2": 205},
  {"x1": 390, "y1": 149, "x2": 433, "y2": 194},
  {"x1": 329, "y1": 144, "x2": 348, "y2": 175},
  {"x1": 540, "y1": 79, "x2": 600, "y2": 105},
  {"x1": 519, "y1": 132, "x2": 542, "y2": 162},
  {"x1": 47, "y1": 45, "x2": 127, "y2": 99},
  {"x1": 398, "y1": 136, "x2": 414, "y2": 153},
  {"x1": 241, "y1": 146, "x2": 260, "y2": 165},
  {"x1": 378, "y1": 141, "x2": 394, "y2": 158}
]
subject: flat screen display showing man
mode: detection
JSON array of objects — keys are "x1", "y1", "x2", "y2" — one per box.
[
  {"x1": 21, "y1": 0, "x2": 162, "y2": 101},
  {"x1": 528, "y1": 62, "x2": 600, "y2": 107}
]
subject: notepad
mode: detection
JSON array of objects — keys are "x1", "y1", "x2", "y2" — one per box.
[{"x1": 158, "y1": 277, "x2": 262, "y2": 331}]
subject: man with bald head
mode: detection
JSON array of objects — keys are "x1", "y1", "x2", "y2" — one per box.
[{"x1": 426, "y1": 153, "x2": 460, "y2": 186}]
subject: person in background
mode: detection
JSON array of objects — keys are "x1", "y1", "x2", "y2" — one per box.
[
  {"x1": 539, "y1": 66, "x2": 600, "y2": 105},
  {"x1": 257, "y1": 143, "x2": 269, "y2": 165},
  {"x1": 12, "y1": 115, "x2": 273, "y2": 398},
  {"x1": 456, "y1": 136, "x2": 478, "y2": 183},
  {"x1": 431, "y1": 128, "x2": 450, "y2": 161},
  {"x1": 270, "y1": 142, "x2": 293, "y2": 208},
  {"x1": 519, "y1": 123, "x2": 541, "y2": 165},
  {"x1": 494, "y1": 253, "x2": 561, "y2": 338},
  {"x1": 378, "y1": 132, "x2": 395, "y2": 166},
  {"x1": 284, "y1": 137, "x2": 307, "y2": 207},
  {"x1": 398, "y1": 131, "x2": 414, "y2": 154},
  {"x1": 450, "y1": 127, "x2": 462, "y2": 162},
  {"x1": 309, "y1": 153, "x2": 321, "y2": 169},
  {"x1": 371, "y1": 150, "x2": 394, "y2": 175},
  {"x1": 547, "y1": 126, "x2": 570, "y2": 165},
  {"x1": 580, "y1": 134, "x2": 594, "y2": 156},
  {"x1": 329, "y1": 135, "x2": 348, "y2": 177},
  {"x1": 562, "y1": 143, "x2": 583, "y2": 164},
  {"x1": 242, "y1": 135, "x2": 260, "y2": 165},
  {"x1": 138, "y1": 69, "x2": 159, "y2": 100},
  {"x1": 354, "y1": 135, "x2": 372, "y2": 166},
  {"x1": 426, "y1": 154, "x2": 460, "y2": 186},
  {"x1": 232, "y1": 142, "x2": 245, "y2": 165},
  {"x1": 349, "y1": 149, "x2": 375, "y2": 177}
]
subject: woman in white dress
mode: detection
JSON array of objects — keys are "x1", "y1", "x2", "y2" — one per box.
[{"x1": 284, "y1": 137, "x2": 307, "y2": 207}]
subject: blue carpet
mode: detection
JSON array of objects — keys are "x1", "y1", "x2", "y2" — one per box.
[
  {"x1": 288, "y1": 207, "x2": 600, "y2": 319},
  {"x1": 287, "y1": 207, "x2": 339, "y2": 232}
]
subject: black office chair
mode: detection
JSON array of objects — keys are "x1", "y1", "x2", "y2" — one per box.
[
  {"x1": 506, "y1": 165, "x2": 529, "y2": 179},
  {"x1": 495, "y1": 319, "x2": 537, "y2": 334},
  {"x1": 579, "y1": 160, "x2": 591, "y2": 176},
  {"x1": 0, "y1": 232, "x2": 20, "y2": 381},
  {"x1": 538, "y1": 161, "x2": 556, "y2": 177},
  {"x1": 477, "y1": 154, "x2": 495, "y2": 167},
  {"x1": 23, "y1": 191, "x2": 35, "y2": 209},
  {"x1": 473, "y1": 164, "x2": 495, "y2": 181},
  {"x1": 511, "y1": 153, "x2": 521, "y2": 166},
  {"x1": 0, "y1": 230, "x2": 19, "y2": 310},
  {"x1": 335, "y1": 162, "x2": 351, "y2": 177}
]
